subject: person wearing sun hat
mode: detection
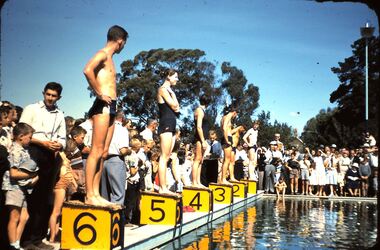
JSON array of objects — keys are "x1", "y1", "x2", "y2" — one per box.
[{"x1": 346, "y1": 162, "x2": 360, "y2": 196}]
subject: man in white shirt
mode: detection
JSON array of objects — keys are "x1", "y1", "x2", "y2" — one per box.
[
  {"x1": 20, "y1": 82, "x2": 66, "y2": 250},
  {"x1": 100, "y1": 111, "x2": 130, "y2": 205},
  {"x1": 265, "y1": 141, "x2": 283, "y2": 165},
  {"x1": 243, "y1": 120, "x2": 259, "y2": 180},
  {"x1": 139, "y1": 118, "x2": 158, "y2": 141}
]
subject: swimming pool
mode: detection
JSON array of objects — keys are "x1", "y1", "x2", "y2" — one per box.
[{"x1": 161, "y1": 197, "x2": 377, "y2": 249}]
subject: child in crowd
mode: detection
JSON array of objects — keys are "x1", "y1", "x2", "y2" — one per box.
[
  {"x1": 346, "y1": 163, "x2": 360, "y2": 196},
  {"x1": 275, "y1": 176, "x2": 287, "y2": 199},
  {"x1": 359, "y1": 154, "x2": 371, "y2": 197},
  {"x1": 299, "y1": 154, "x2": 310, "y2": 195},
  {"x1": 48, "y1": 141, "x2": 78, "y2": 243},
  {"x1": 138, "y1": 139, "x2": 155, "y2": 191},
  {"x1": 2, "y1": 123, "x2": 39, "y2": 250},
  {"x1": 308, "y1": 162, "x2": 317, "y2": 195},
  {"x1": 178, "y1": 148, "x2": 192, "y2": 187},
  {"x1": 69, "y1": 126, "x2": 87, "y2": 197},
  {"x1": 124, "y1": 137, "x2": 143, "y2": 225}
]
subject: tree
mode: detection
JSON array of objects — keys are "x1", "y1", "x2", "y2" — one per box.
[
  {"x1": 117, "y1": 48, "x2": 218, "y2": 128},
  {"x1": 256, "y1": 110, "x2": 293, "y2": 148},
  {"x1": 220, "y1": 62, "x2": 260, "y2": 128},
  {"x1": 301, "y1": 35, "x2": 379, "y2": 148},
  {"x1": 329, "y1": 37, "x2": 379, "y2": 135}
]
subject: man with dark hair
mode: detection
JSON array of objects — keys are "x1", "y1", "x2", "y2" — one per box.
[
  {"x1": 43, "y1": 82, "x2": 63, "y2": 96},
  {"x1": 140, "y1": 118, "x2": 158, "y2": 141},
  {"x1": 19, "y1": 82, "x2": 66, "y2": 250},
  {"x1": 83, "y1": 25, "x2": 128, "y2": 205},
  {"x1": 107, "y1": 25, "x2": 129, "y2": 42}
]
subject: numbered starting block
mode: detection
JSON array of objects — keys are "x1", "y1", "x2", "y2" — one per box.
[
  {"x1": 230, "y1": 181, "x2": 248, "y2": 198},
  {"x1": 209, "y1": 183, "x2": 233, "y2": 204},
  {"x1": 140, "y1": 191, "x2": 182, "y2": 226},
  {"x1": 241, "y1": 180, "x2": 257, "y2": 194},
  {"x1": 61, "y1": 201, "x2": 124, "y2": 250},
  {"x1": 182, "y1": 186, "x2": 213, "y2": 212}
]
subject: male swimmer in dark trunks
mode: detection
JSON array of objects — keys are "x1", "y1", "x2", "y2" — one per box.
[
  {"x1": 219, "y1": 105, "x2": 238, "y2": 184},
  {"x1": 83, "y1": 25, "x2": 128, "y2": 206}
]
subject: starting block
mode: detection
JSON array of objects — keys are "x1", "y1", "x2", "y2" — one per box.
[
  {"x1": 209, "y1": 183, "x2": 233, "y2": 204},
  {"x1": 182, "y1": 186, "x2": 213, "y2": 212},
  {"x1": 230, "y1": 181, "x2": 248, "y2": 198},
  {"x1": 140, "y1": 191, "x2": 182, "y2": 225},
  {"x1": 241, "y1": 180, "x2": 257, "y2": 194},
  {"x1": 61, "y1": 201, "x2": 124, "y2": 250}
]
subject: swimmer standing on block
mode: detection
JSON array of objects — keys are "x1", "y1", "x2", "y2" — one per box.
[
  {"x1": 83, "y1": 25, "x2": 128, "y2": 206},
  {"x1": 219, "y1": 105, "x2": 238, "y2": 185},
  {"x1": 157, "y1": 69, "x2": 180, "y2": 195}
]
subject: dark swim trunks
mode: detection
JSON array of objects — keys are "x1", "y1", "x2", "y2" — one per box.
[
  {"x1": 221, "y1": 135, "x2": 233, "y2": 148},
  {"x1": 248, "y1": 145, "x2": 258, "y2": 151},
  {"x1": 88, "y1": 98, "x2": 117, "y2": 119}
]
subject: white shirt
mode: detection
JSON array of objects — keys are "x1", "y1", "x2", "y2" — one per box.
[
  {"x1": 108, "y1": 121, "x2": 129, "y2": 155},
  {"x1": 243, "y1": 128, "x2": 258, "y2": 147},
  {"x1": 79, "y1": 119, "x2": 93, "y2": 147},
  {"x1": 264, "y1": 150, "x2": 283, "y2": 164},
  {"x1": 235, "y1": 149, "x2": 248, "y2": 162},
  {"x1": 19, "y1": 101, "x2": 66, "y2": 148},
  {"x1": 140, "y1": 127, "x2": 153, "y2": 140}
]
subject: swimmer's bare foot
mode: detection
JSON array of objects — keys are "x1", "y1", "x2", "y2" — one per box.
[
  {"x1": 158, "y1": 188, "x2": 181, "y2": 197},
  {"x1": 229, "y1": 178, "x2": 238, "y2": 182},
  {"x1": 218, "y1": 179, "x2": 233, "y2": 186},
  {"x1": 95, "y1": 195, "x2": 116, "y2": 207},
  {"x1": 196, "y1": 183, "x2": 208, "y2": 189},
  {"x1": 85, "y1": 196, "x2": 103, "y2": 206}
]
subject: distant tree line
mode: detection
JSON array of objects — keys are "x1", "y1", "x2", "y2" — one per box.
[
  {"x1": 301, "y1": 36, "x2": 379, "y2": 148},
  {"x1": 113, "y1": 48, "x2": 296, "y2": 146}
]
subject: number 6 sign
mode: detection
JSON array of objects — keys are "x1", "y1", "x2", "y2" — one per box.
[{"x1": 61, "y1": 201, "x2": 124, "y2": 250}]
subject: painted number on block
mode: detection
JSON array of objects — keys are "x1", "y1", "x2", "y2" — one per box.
[
  {"x1": 189, "y1": 192, "x2": 202, "y2": 210},
  {"x1": 233, "y1": 184, "x2": 240, "y2": 196},
  {"x1": 149, "y1": 199, "x2": 166, "y2": 222},
  {"x1": 73, "y1": 212, "x2": 97, "y2": 245},
  {"x1": 214, "y1": 187, "x2": 226, "y2": 202},
  {"x1": 111, "y1": 213, "x2": 120, "y2": 246}
]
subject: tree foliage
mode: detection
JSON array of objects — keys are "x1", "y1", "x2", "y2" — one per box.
[
  {"x1": 302, "y1": 37, "x2": 379, "y2": 148},
  {"x1": 221, "y1": 62, "x2": 260, "y2": 128},
  {"x1": 117, "y1": 48, "x2": 218, "y2": 127},
  {"x1": 256, "y1": 110, "x2": 293, "y2": 148}
]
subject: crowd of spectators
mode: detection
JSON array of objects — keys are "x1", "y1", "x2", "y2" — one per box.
[{"x1": 0, "y1": 83, "x2": 378, "y2": 249}]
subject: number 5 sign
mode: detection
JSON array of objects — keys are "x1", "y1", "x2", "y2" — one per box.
[
  {"x1": 140, "y1": 191, "x2": 182, "y2": 226},
  {"x1": 61, "y1": 201, "x2": 124, "y2": 250}
]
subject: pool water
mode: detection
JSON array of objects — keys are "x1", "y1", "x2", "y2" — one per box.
[{"x1": 161, "y1": 197, "x2": 377, "y2": 249}]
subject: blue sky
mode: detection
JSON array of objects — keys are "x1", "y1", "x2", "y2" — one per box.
[{"x1": 1, "y1": 0, "x2": 378, "y2": 132}]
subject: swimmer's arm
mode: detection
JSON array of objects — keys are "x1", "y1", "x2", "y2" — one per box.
[
  {"x1": 159, "y1": 87, "x2": 180, "y2": 112},
  {"x1": 231, "y1": 126, "x2": 243, "y2": 135},
  {"x1": 222, "y1": 117, "x2": 231, "y2": 144},
  {"x1": 83, "y1": 50, "x2": 108, "y2": 98},
  {"x1": 242, "y1": 129, "x2": 251, "y2": 145}
]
